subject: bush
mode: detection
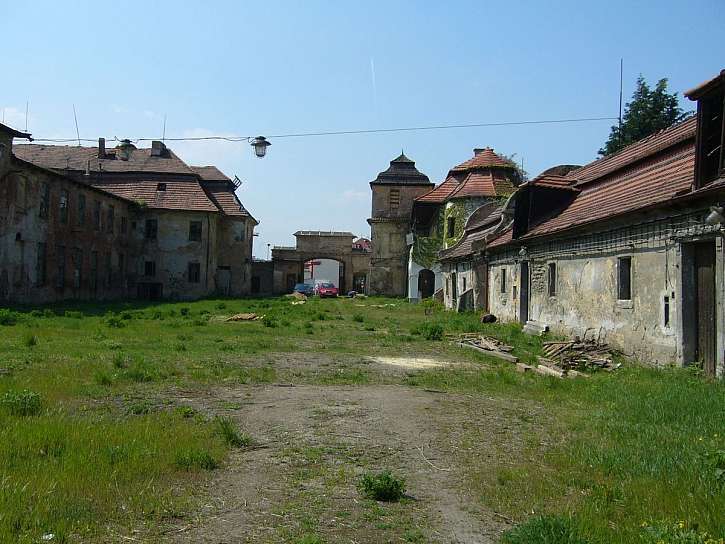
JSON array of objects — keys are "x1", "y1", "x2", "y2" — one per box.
[
  {"x1": 639, "y1": 520, "x2": 715, "y2": 544},
  {"x1": 106, "y1": 314, "x2": 126, "y2": 328},
  {"x1": 215, "y1": 416, "x2": 252, "y2": 448},
  {"x1": 0, "y1": 309, "x2": 21, "y2": 326},
  {"x1": 412, "y1": 322, "x2": 444, "y2": 341},
  {"x1": 0, "y1": 389, "x2": 43, "y2": 416},
  {"x1": 358, "y1": 470, "x2": 406, "y2": 502},
  {"x1": 263, "y1": 315, "x2": 278, "y2": 328},
  {"x1": 501, "y1": 515, "x2": 589, "y2": 544},
  {"x1": 175, "y1": 406, "x2": 196, "y2": 418},
  {"x1": 174, "y1": 449, "x2": 219, "y2": 471}
]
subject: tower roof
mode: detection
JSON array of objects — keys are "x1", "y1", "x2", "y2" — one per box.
[
  {"x1": 370, "y1": 152, "x2": 432, "y2": 186},
  {"x1": 451, "y1": 147, "x2": 516, "y2": 172}
]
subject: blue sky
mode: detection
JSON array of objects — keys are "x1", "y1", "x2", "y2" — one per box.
[{"x1": 2, "y1": 1, "x2": 722, "y2": 257}]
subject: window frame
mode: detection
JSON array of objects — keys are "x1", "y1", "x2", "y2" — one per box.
[
  {"x1": 59, "y1": 189, "x2": 69, "y2": 224},
  {"x1": 188, "y1": 220, "x2": 202, "y2": 242},
  {"x1": 500, "y1": 268, "x2": 507, "y2": 293},
  {"x1": 617, "y1": 256, "x2": 632, "y2": 301},
  {"x1": 77, "y1": 193, "x2": 86, "y2": 227},
  {"x1": 145, "y1": 219, "x2": 158, "y2": 240},
  {"x1": 188, "y1": 262, "x2": 201, "y2": 283},
  {"x1": 144, "y1": 260, "x2": 156, "y2": 277},
  {"x1": 547, "y1": 262, "x2": 557, "y2": 297}
]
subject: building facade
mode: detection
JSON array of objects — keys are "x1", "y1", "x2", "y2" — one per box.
[{"x1": 1, "y1": 129, "x2": 257, "y2": 303}]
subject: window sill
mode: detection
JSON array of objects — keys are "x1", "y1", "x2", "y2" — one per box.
[{"x1": 616, "y1": 299, "x2": 633, "y2": 309}]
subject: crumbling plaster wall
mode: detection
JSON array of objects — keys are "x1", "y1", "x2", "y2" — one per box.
[
  {"x1": 369, "y1": 220, "x2": 408, "y2": 296},
  {"x1": 215, "y1": 216, "x2": 253, "y2": 296}
]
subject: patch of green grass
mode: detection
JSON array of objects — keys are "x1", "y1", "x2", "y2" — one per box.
[
  {"x1": 358, "y1": 470, "x2": 406, "y2": 502},
  {"x1": 0, "y1": 389, "x2": 43, "y2": 416},
  {"x1": 215, "y1": 416, "x2": 252, "y2": 448},
  {"x1": 502, "y1": 515, "x2": 589, "y2": 544},
  {"x1": 174, "y1": 448, "x2": 220, "y2": 471}
]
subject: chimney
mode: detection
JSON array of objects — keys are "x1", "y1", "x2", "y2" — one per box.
[
  {"x1": 473, "y1": 147, "x2": 491, "y2": 156},
  {"x1": 98, "y1": 138, "x2": 106, "y2": 159},
  {"x1": 151, "y1": 140, "x2": 167, "y2": 157}
]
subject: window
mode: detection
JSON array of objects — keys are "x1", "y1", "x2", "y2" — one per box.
[
  {"x1": 106, "y1": 205, "x2": 114, "y2": 234},
  {"x1": 663, "y1": 296, "x2": 670, "y2": 327},
  {"x1": 72, "y1": 248, "x2": 82, "y2": 288},
  {"x1": 77, "y1": 194, "x2": 86, "y2": 227},
  {"x1": 156, "y1": 183, "x2": 166, "y2": 191},
  {"x1": 447, "y1": 216, "x2": 456, "y2": 238},
  {"x1": 105, "y1": 253, "x2": 112, "y2": 287},
  {"x1": 389, "y1": 188, "x2": 400, "y2": 209},
  {"x1": 144, "y1": 260, "x2": 156, "y2": 277},
  {"x1": 500, "y1": 268, "x2": 507, "y2": 293},
  {"x1": 696, "y1": 85, "x2": 724, "y2": 186},
  {"x1": 90, "y1": 251, "x2": 98, "y2": 291},
  {"x1": 39, "y1": 183, "x2": 50, "y2": 219},
  {"x1": 462, "y1": 276, "x2": 467, "y2": 292},
  {"x1": 56, "y1": 245, "x2": 65, "y2": 289},
  {"x1": 36, "y1": 243, "x2": 46, "y2": 287},
  {"x1": 618, "y1": 257, "x2": 632, "y2": 300},
  {"x1": 145, "y1": 219, "x2": 158, "y2": 240},
  {"x1": 120, "y1": 216, "x2": 127, "y2": 234},
  {"x1": 188, "y1": 262, "x2": 201, "y2": 283},
  {"x1": 188, "y1": 220, "x2": 202, "y2": 242},
  {"x1": 59, "y1": 190, "x2": 68, "y2": 224},
  {"x1": 548, "y1": 262, "x2": 557, "y2": 296},
  {"x1": 93, "y1": 201, "x2": 101, "y2": 230}
]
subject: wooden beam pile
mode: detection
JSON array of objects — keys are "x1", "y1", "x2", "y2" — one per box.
[
  {"x1": 448, "y1": 333, "x2": 519, "y2": 363},
  {"x1": 540, "y1": 340, "x2": 620, "y2": 374}
]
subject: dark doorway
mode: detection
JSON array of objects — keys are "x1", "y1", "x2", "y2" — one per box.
[
  {"x1": 694, "y1": 242, "x2": 716, "y2": 377},
  {"x1": 419, "y1": 269, "x2": 435, "y2": 299},
  {"x1": 450, "y1": 272, "x2": 457, "y2": 302},
  {"x1": 519, "y1": 261, "x2": 530, "y2": 324}
]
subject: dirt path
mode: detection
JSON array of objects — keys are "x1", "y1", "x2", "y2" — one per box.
[{"x1": 160, "y1": 379, "x2": 523, "y2": 544}]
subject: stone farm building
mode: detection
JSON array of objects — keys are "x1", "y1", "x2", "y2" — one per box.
[
  {"x1": 436, "y1": 70, "x2": 725, "y2": 377},
  {"x1": 0, "y1": 130, "x2": 256, "y2": 303}
]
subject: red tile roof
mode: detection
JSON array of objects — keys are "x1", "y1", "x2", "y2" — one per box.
[
  {"x1": 685, "y1": 69, "x2": 725, "y2": 100},
  {"x1": 564, "y1": 116, "x2": 697, "y2": 185},
  {"x1": 451, "y1": 147, "x2": 516, "y2": 172},
  {"x1": 191, "y1": 165, "x2": 231, "y2": 182},
  {"x1": 415, "y1": 176, "x2": 462, "y2": 203},
  {"x1": 91, "y1": 180, "x2": 218, "y2": 212},
  {"x1": 526, "y1": 174, "x2": 578, "y2": 191},
  {"x1": 202, "y1": 184, "x2": 252, "y2": 218},
  {"x1": 486, "y1": 226, "x2": 513, "y2": 248},
  {"x1": 14, "y1": 144, "x2": 197, "y2": 176}
]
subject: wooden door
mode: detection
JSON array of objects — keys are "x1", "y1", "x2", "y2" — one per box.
[
  {"x1": 519, "y1": 262, "x2": 530, "y2": 324},
  {"x1": 694, "y1": 242, "x2": 716, "y2": 377}
]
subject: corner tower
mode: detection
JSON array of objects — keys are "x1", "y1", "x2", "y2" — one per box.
[{"x1": 368, "y1": 153, "x2": 433, "y2": 295}]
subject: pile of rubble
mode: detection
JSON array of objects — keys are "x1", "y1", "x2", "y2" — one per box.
[{"x1": 448, "y1": 333, "x2": 518, "y2": 363}]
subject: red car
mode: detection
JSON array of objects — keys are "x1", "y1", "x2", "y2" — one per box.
[{"x1": 317, "y1": 282, "x2": 338, "y2": 298}]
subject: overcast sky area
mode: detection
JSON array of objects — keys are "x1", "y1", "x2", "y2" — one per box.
[{"x1": 2, "y1": 1, "x2": 723, "y2": 257}]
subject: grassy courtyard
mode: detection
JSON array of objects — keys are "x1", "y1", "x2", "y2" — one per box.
[{"x1": 0, "y1": 296, "x2": 723, "y2": 543}]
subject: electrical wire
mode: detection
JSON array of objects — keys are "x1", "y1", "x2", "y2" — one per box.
[{"x1": 27, "y1": 115, "x2": 618, "y2": 144}]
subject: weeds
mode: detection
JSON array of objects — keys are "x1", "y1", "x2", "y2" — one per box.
[
  {"x1": 215, "y1": 416, "x2": 252, "y2": 448},
  {"x1": 0, "y1": 389, "x2": 43, "y2": 416},
  {"x1": 174, "y1": 448, "x2": 219, "y2": 471},
  {"x1": 0, "y1": 309, "x2": 21, "y2": 326},
  {"x1": 23, "y1": 332, "x2": 39, "y2": 347},
  {"x1": 358, "y1": 470, "x2": 406, "y2": 502},
  {"x1": 501, "y1": 515, "x2": 589, "y2": 544}
]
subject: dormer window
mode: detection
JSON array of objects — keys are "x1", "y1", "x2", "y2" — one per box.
[
  {"x1": 687, "y1": 70, "x2": 725, "y2": 188},
  {"x1": 156, "y1": 183, "x2": 166, "y2": 192}
]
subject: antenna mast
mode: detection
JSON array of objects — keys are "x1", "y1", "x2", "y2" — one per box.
[
  {"x1": 618, "y1": 58, "x2": 623, "y2": 148},
  {"x1": 73, "y1": 104, "x2": 81, "y2": 146}
]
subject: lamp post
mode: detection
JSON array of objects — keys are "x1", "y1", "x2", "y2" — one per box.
[{"x1": 250, "y1": 136, "x2": 271, "y2": 158}]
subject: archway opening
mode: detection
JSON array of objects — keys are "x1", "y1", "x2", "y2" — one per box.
[
  {"x1": 304, "y1": 258, "x2": 344, "y2": 290},
  {"x1": 418, "y1": 269, "x2": 435, "y2": 299}
]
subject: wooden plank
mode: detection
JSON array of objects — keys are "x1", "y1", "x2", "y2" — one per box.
[
  {"x1": 516, "y1": 363, "x2": 533, "y2": 373},
  {"x1": 457, "y1": 342, "x2": 519, "y2": 363},
  {"x1": 535, "y1": 365, "x2": 564, "y2": 378}
]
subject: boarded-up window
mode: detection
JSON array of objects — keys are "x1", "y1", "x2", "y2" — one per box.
[
  {"x1": 389, "y1": 189, "x2": 400, "y2": 209},
  {"x1": 36, "y1": 243, "x2": 46, "y2": 287},
  {"x1": 188, "y1": 262, "x2": 201, "y2": 283},
  {"x1": 59, "y1": 190, "x2": 69, "y2": 224},
  {"x1": 618, "y1": 257, "x2": 631, "y2": 300},
  {"x1": 77, "y1": 194, "x2": 86, "y2": 227},
  {"x1": 548, "y1": 263, "x2": 557, "y2": 296},
  {"x1": 188, "y1": 221, "x2": 202, "y2": 242}
]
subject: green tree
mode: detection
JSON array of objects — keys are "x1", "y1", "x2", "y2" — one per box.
[{"x1": 599, "y1": 76, "x2": 687, "y2": 156}]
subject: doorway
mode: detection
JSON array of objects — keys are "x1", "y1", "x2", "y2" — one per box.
[
  {"x1": 519, "y1": 261, "x2": 530, "y2": 324},
  {"x1": 418, "y1": 269, "x2": 435, "y2": 299},
  {"x1": 682, "y1": 240, "x2": 717, "y2": 377}
]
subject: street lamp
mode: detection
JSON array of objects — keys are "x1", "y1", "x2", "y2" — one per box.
[{"x1": 251, "y1": 136, "x2": 271, "y2": 158}]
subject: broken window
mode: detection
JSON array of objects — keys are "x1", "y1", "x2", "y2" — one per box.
[
  {"x1": 144, "y1": 260, "x2": 156, "y2": 277},
  {"x1": 188, "y1": 220, "x2": 202, "y2": 242},
  {"x1": 39, "y1": 183, "x2": 50, "y2": 219},
  {"x1": 500, "y1": 268, "x2": 507, "y2": 293},
  {"x1": 93, "y1": 201, "x2": 101, "y2": 231},
  {"x1": 447, "y1": 216, "x2": 456, "y2": 238},
  {"x1": 106, "y1": 205, "x2": 114, "y2": 234},
  {"x1": 77, "y1": 194, "x2": 86, "y2": 227},
  {"x1": 696, "y1": 86, "x2": 724, "y2": 186},
  {"x1": 56, "y1": 245, "x2": 65, "y2": 289},
  {"x1": 188, "y1": 262, "x2": 201, "y2": 283},
  {"x1": 59, "y1": 190, "x2": 69, "y2": 224},
  {"x1": 145, "y1": 219, "x2": 158, "y2": 240},
  {"x1": 36, "y1": 243, "x2": 46, "y2": 287},
  {"x1": 618, "y1": 256, "x2": 632, "y2": 300},
  {"x1": 389, "y1": 188, "x2": 400, "y2": 209},
  {"x1": 548, "y1": 262, "x2": 557, "y2": 296}
]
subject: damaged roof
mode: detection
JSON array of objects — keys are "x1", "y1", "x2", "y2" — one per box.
[
  {"x1": 439, "y1": 204, "x2": 504, "y2": 261},
  {"x1": 91, "y1": 180, "x2": 219, "y2": 212}
]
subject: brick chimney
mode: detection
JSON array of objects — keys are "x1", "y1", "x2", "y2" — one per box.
[
  {"x1": 473, "y1": 147, "x2": 492, "y2": 156},
  {"x1": 151, "y1": 140, "x2": 167, "y2": 157},
  {"x1": 98, "y1": 137, "x2": 106, "y2": 158}
]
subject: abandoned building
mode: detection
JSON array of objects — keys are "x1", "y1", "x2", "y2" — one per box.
[
  {"x1": 437, "y1": 69, "x2": 725, "y2": 377},
  {"x1": 368, "y1": 153, "x2": 433, "y2": 296},
  {"x1": 0, "y1": 128, "x2": 256, "y2": 302},
  {"x1": 409, "y1": 147, "x2": 520, "y2": 303},
  {"x1": 266, "y1": 231, "x2": 370, "y2": 294}
]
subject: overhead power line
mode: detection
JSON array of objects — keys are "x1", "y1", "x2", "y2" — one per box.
[{"x1": 27, "y1": 115, "x2": 618, "y2": 144}]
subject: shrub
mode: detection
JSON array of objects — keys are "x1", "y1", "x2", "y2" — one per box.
[
  {"x1": 174, "y1": 449, "x2": 219, "y2": 471},
  {"x1": 353, "y1": 313, "x2": 364, "y2": 323},
  {"x1": 0, "y1": 389, "x2": 43, "y2": 416},
  {"x1": 263, "y1": 315, "x2": 278, "y2": 328},
  {"x1": 106, "y1": 314, "x2": 126, "y2": 328},
  {"x1": 215, "y1": 416, "x2": 252, "y2": 448},
  {"x1": 501, "y1": 515, "x2": 589, "y2": 544},
  {"x1": 358, "y1": 470, "x2": 406, "y2": 502},
  {"x1": 0, "y1": 309, "x2": 21, "y2": 326},
  {"x1": 175, "y1": 406, "x2": 196, "y2": 418},
  {"x1": 412, "y1": 322, "x2": 444, "y2": 341}
]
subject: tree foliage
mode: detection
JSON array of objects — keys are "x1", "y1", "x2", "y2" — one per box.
[{"x1": 599, "y1": 76, "x2": 688, "y2": 156}]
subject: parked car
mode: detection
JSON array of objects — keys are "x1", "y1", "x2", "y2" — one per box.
[
  {"x1": 293, "y1": 283, "x2": 315, "y2": 297},
  {"x1": 317, "y1": 282, "x2": 338, "y2": 298}
]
